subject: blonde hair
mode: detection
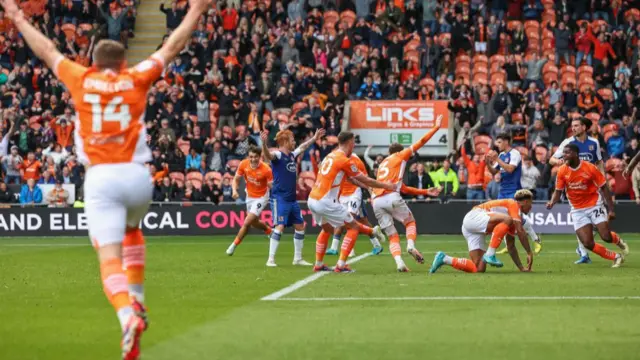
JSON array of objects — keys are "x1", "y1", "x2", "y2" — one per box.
[{"x1": 514, "y1": 189, "x2": 533, "y2": 201}]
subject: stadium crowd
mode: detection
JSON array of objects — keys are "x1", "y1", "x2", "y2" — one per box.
[{"x1": 1, "y1": 0, "x2": 640, "y2": 205}]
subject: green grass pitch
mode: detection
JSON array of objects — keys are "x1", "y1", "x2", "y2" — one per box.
[{"x1": 2, "y1": 234, "x2": 640, "y2": 360}]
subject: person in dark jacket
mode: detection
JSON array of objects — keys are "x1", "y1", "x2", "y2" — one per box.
[
  {"x1": 159, "y1": 1, "x2": 185, "y2": 30},
  {"x1": 0, "y1": 181, "x2": 15, "y2": 203},
  {"x1": 406, "y1": 163, "x2": 435, "y2": 200}
]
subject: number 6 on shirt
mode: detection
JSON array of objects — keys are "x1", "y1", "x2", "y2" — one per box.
[{"x1": 83, "y1": 94, "x2": 132, "y2": 132}]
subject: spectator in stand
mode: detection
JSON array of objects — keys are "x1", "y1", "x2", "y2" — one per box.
[
  {"x1": 595, "y1": 57, "x2": 615, "y2": 88},
  {"x1": 42, "y1": 142, "x2": 68, "y2": 166},
  {"x1": 206, "y1": 141, "x2": 227, "y2": 173},
  {"x1": 591, "y1": 31, "x2": 616, "y2": 68},
  {"x1": 154, "y1": 176, "x2": 175, "y2": 202},
  {"x1": 51, "y1": 117, "x2": 74, "y2": 150},
  {"x1": 523, "y1": 52, "x2": 548, "y2": 90},
  {"x1": 180, "y1": 180, "x2": 202, "y2": 202},
  {"x1": 96, "y1": 0, "x2": 129, "y2": 44},
  {"x1": 0, "y1": 181, "x2": 15, "y2": 203},
  {"x1": 431, "y1": 159, "x2": 459, "y2": 200},
  {"x1": 46, "y1": 179, "x2": 69, "y2": 207},
  {"x1": 548, "y1": 114, "x2": 569, "y2": 147},
  {"x1": 407, "y1": 162, "x2": 435, "y2": 200},
  {"x1": 185, "y1": 148, "x2": 202, "y2": 173},
  {"x1": 460, "y1": 142, "x2": 486, "y2": 200},
  {"x1": 12, "y1": 121, "x2": 36, "y2": 155},
  {"x1": 296, "y1": 177, "x2": 311, "y2": 201},
  {"x1": 548, "y1": 21, "x2": 572, "y2": 66},
  {"x1": 217, "y1": 85, "x2": 238, "y2": 131},
  {"x1": 578, "y1": 87, "x2": 602, "y2": 114},
  {"x1": 201, "y1": 177, "x2": 221, "y2": 204},
  {"x1": 38, "y1": 170, "x2": 56, "y2": 185},
  {"x1": 520, "y1": 155, "x2": 540, "y2": 196},
  {"x1": 448, "y1": 98, "x2": 477, "y2": 128},
  {"x1": 528, "y1": 119, "x2": 550, "y2": 148},
  {"x1": 2, "y1": 145, "x2": 22, "y2": 184},
  {"x1": 356, "y1": 76, "x2": 382, "y2": 100},
  {"x1": 607, "y1": 128, "x2": 626, "y2": 158},
  {"x1": 20, "y1": 178, "x2": 42, "y2": 205},
  {"x1": 486, "y1": 173, "x2": 501, "y2": 200},
  {"x1": 220, "y1": 176, "x2": 234, "y2": 202},
  {"x1": 575, "y1": 23, "x2": 593, "y2": 67},
  {"x1": 21, "y1": 151, "x2": 42, "y2": 182},
  {"x1": 625, "y1": 138, "x2": 640, "y2": 161}
]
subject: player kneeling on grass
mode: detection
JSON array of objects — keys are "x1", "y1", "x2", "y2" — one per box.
[
  {"x1": 226, "y1": 146, "x2": 273, "y2": 255},
  {"x1": 546, "y1": 144, "x2": 627, "y2": 268},
  {"x1": 430, "y1": 190, "x2": 535, "y2": 273},
  {"x1": 309, "y1": 132, "x2": 392, "y2": 273}
]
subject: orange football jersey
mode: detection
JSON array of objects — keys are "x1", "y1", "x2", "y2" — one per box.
[
  {"x1": 474, "y1": 199, "x2": 522, "y2": 222},
  {"x1": 555, "y1": 161, "x2": 606, "y2": 210},
  {"x1": 237, "y1": 159, "x2": 272, "y2": 198},
  {"x1": 310, "y1": 150, "x2": 362, "y2": 201},
  {"x1": 55, "y1": 55, "x2": 164, "y2": 166},
  {"x1": 340, "y1": 154, "x2": 367, "y2": 197},
  {"x1": 372, "y1": 148, "x2": 412, "y2": 198}
]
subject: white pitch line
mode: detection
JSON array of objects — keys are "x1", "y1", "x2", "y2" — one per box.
[
  {"x1": 261, "y1": 252, "x2": 372, "y2": 301},
  {"x1": 277, "y1": 296, "x2": 640, "y2": 301}
]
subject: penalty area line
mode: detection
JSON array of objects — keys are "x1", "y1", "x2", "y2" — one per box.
[
  {"x1": 261, "y1": 252, "x2": 372, "y2": 301},
  {"x1": 276, "y1": 296, "x2": 640, "y2": 301}
]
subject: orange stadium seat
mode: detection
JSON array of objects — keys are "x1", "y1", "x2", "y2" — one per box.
[
  {"x1": 206, "y1": 171, "x2": 223, "y2": 186},
  {"x1": 170, "y1": 172, "x2": 185, "y2": 187},
  {"x1": 186, "y1": 172, "x2": 203, "y2": 190}
]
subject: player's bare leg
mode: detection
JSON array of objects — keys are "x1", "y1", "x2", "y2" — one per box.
[
  {"x1": 482, "y1": 213, "x2": 514, "y2": 267},
  {"x1": 430, "y1": 249, "x2": 486, "y2": 274},
  {"x1": 358, "y1": 217, "x2": 383, "y2": 255},
  {"x1": 227, "y1": 213, "x2": 271, "y2": 256},
  {"x1": 594, "y1": 222, "x2": 629, "y2": 256},
  {"x1": 266, "y1": 224, "x2": 285, "y2": 267},
  {"x1": 122, "y1": 227, "x2": 147, "y2": 325},
  {"x1": 576, "y1": 224, "x2": 623, "y2": 268},
  {"x1": 292, "y1": 222, "x2": 312, "y2": 266},
  {"x1": 314, "y1": 223, "x2": 334, "y2": 272},
  {"x1": 404, "y1": 218, "x2": 424, "y2": 264},
  {"x1": 97, "y1": 244, "x2": 145, "y2": 360}
]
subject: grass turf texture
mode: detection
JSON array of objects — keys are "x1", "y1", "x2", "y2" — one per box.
[{"x1": 2, "y1": 234, "x2": 640, "y2": 360}]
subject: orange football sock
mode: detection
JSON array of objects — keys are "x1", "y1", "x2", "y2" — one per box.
[
  {"x1": 357, "y1": 221, "x2": 373, "y2": 236},
  {"x1": 389, "y1": 233, "x2": 401, "y2": 257},
  {"x1": 315, "y1": 230, "x2": 330, "y2": 264},
  {"x1": 592, "y1": 243, "x2": 617, "y2": 260},
  {"x1": 451, "y1": 258, "x2": 477, "y2": 273},
  {"x1": 611, "y1": 231, "x2": 620, "y2": 245},
  {"x1": 100, "y1": 258, "x2": 131, "y2": 310},
  {"x1": 339, "y1": 228, "x2": 359, "y2": 262},
  {"x1": 123, "y1": 228, "x2": 145, "y2": 302},
  {"x1": 264, "y1": 227, "x2": 273, "y2": 236},
  {"x1": 233, "y1": 237, "x2": 242, "y2": 245},
  {"x1": 489, "y1": 223, "x2": 510, "y2": 249},
  {"x1": 405, "y1": 221, "x2": 417, "y2": 241}
]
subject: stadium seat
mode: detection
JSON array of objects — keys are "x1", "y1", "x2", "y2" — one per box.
[
  {"x1": 323, "y1": 10, "x2": 339, "y2": 23},
  {"x1": 606, "y1": 158, "x2": 623, "y2": 173},
  {"x1": 326, "y1": 135, "x2": 339, "y2": 145},
  {"x1": 602, "y1": 123, "x2": 619, "y2": 134},
  {"x1": 177, "y1": 138, "x2": 191, "y2": 155},
  {"x1": 515, "y1": 146, "x2": 529, "y2": 157},
  {"x1": 186, "y1": 172, "x2": 203, "y2": 190},
  {"x1": 626, "y1": 8, "x2": 640, "y2": 21},
  {"x1": 404, "y1": 50, "x2": 420, "y2": 64},
  {"x1": 577, "y1": 65, "x2": 593, "y2": 78},
  {"x1": 170, "y1": 172, "x2": 185, "y2": 187},
  {"x1": 61, "y1": 23, "x2": 76, "y2": 40},
  {"x1": 339, "y1": 10, "x2": 356, "y2": 28},
  {"x1": 300, "y1": 171, "x2": 316, "y2": 181},
  {"x1": 472, "y1": 54, "x2": 488, "y2": 66},
  {"x1": 511, "y1": 112, "x2": 523, "y2": 124},
  {"x1": 419, "y1": 77, "x2": 436, "y2": 92},
  {"x1": 585, "y1": 113, "x2": 600, "y2": 124},
  {"x1": 474, "y1": 135, "x2": 492, "y2": 147},
  {"x1": 597, "y1": 88, "x2": 613, "y2": 101}
]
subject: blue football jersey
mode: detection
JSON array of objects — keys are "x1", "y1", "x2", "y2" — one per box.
[
  {"x1": 553, "y1": 136, "x2": 602, "y2": 164},
  {"x1": 270, "y1": 149, "x2": 301, "y2": 202},
  {"x1": 494, "y1": 148, "x2": 523, "y2": 196}
]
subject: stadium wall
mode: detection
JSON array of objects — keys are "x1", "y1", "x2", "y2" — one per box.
[{"x1": 0, "y1": 203, "x2": 638, "y2": 237}]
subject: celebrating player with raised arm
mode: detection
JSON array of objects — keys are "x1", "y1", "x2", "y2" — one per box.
[
  {"x1": 547, "y1": 144, "x2": 626, "y2": 268},
  {"x1": 0, "y1": 0, "x2": 211, "y2": 357},
  {"x1": 226, "y1": 146, "x2": 273, "y2": 255},
  {"x1": 430, "y1": 190, "x2": 534, "y2": 274},
  {"x1": 260, "y1": 128, "x2": 324, "y2": 267},
  {"x1": 371, "y1": 115, "x2": 442, "y2": 272},
  {"x1": 310, "y1": 132, "x2": 390, "y2": 273}
]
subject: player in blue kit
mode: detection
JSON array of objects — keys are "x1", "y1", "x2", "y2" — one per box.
[
  {"x1": 486, "y1": 133, "x2": 542, "y2": 254},
  {"x1": 260, "y1": 128, "x2": 325, "y2": 267},
  {"x1": 550, "y1": 117, "x2": 628, "y2": 264}
]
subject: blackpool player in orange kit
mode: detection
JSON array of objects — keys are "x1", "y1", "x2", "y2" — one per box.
[
  {"x1": 372, "y1": 115, "x2": 443, "y2": 272},
  {"x1": 226, "y1": 146, "x2": 274, "y2": 255},
  {"x1": 0, "y1": 0, "x2": 211, "y2": 357},
  {"x1": 429, "y1": 191, "x2": 534, "y2": 274},
  {"x1": 547, "y1": 144, "x2": 626, "y2": 267},
  {"x1": 309, "y1": 132, "x2": 393, "y2": 273},
  {"x1": 327, "y1": 153, "x2": 384, "y2": 257}
]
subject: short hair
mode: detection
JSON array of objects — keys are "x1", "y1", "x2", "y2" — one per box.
[
  {"x1": 514, "y1": 189, "x2": 533, "y2": 201},
  {"x1": 248, "y1": 145, "x2": 262, "y2": 156},
  {"x1": 571, "y1": 117, "x2": 590, "y2": 128},
  {"x1": 565, "y1": 143, "x2": 580, "y2": 154},
  {"x1": 496, "y1": 133, "x2": 512, "y2": 142},
  {"x1": 337, "y1": 131, "x2": 354, "y2": 144},
  {"x1": 275, "y1": 130, "x2": 294, "y2": 146},
  {"x1": 388, "y1": 143, "x2": 404, "y2": 154},
  {"x1": 93, "y1": 40, "x2": 126, "y2": 70}
]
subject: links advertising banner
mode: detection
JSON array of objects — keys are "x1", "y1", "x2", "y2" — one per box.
[
  {"x1": 346, "y1": 100, "x2": 452, "y2": 156},
  {"x1": 0, "y1": 202, "x2": 637, "y2": 237}
]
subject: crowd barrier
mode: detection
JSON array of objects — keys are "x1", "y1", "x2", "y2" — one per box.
[{"x1": 1, "y1": 202, "x2": 638, "y2": 237}]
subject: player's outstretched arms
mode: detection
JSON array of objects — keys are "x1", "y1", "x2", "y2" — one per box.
[
  {"x1": 352, "y1": 174, "x2": 395, "y2": 191},
  {"x1": 410, "y1": 115, "x2": 442, "y2": 153},
  {"x1": 154, "y1": 0, "x2": 211, "y2": 64},
  {"x1": 2, "y1": 0, "x2": 63, "y2": 71},
  {"x1": 400, "y1": 183, "x2": 440, "y2": 197}
]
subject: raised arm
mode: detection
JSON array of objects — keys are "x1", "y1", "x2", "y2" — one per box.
[
  {"x1": 410, "y1": 114, "x2": 443, "y2": 153},
  {"x1": 259, "y1": 130, "x2": 274, "y2": 161},
  {"x1": 1, "y1": 0, "x2": 64, "y2": 71},
  {"x1": 153, "y1": 0, "x2": 211, "y2": 64},
  {"x1": 294, "y1": 128, "x2": 325, "y2": 155},
  {"x1": 363, "y1": 145, "x2": 375, "y2": 170}
]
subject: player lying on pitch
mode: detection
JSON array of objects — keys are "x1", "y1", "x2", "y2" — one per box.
[
  {"x1": 309, "y1": 132, "x2": 392, "y2": 273},
  {"x1": 430, "y1": 190, "x2": 535, "y2": 273},
  {"x1": 547, "y1": 144, "x2": 627, "y2": 268},
  {"x1": 226, "y1": 146, "x2": 273, "y2": 255}
]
